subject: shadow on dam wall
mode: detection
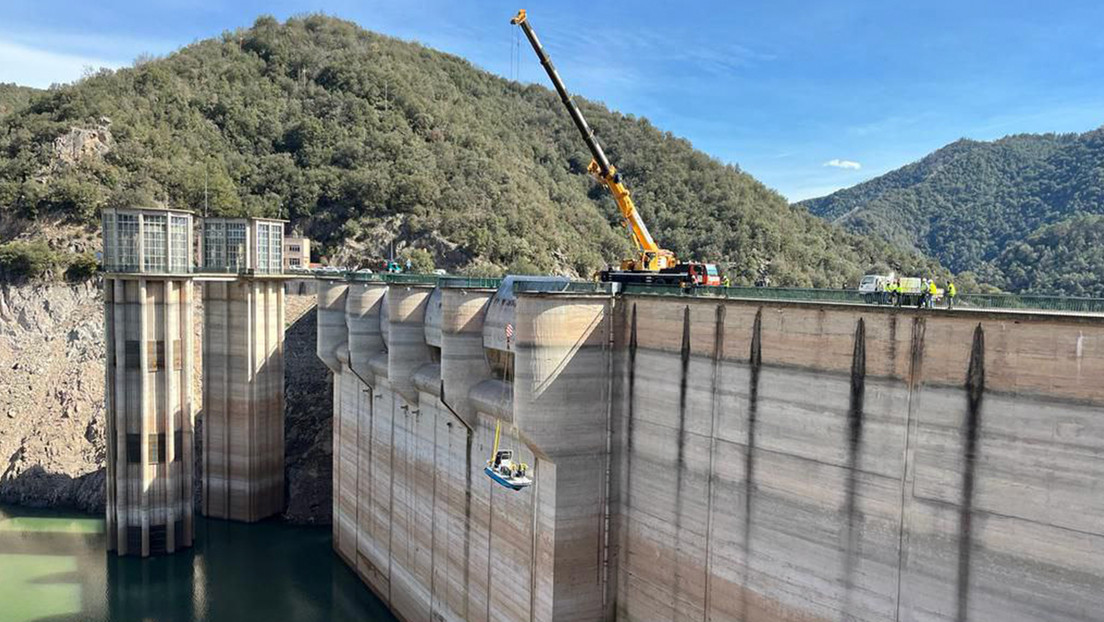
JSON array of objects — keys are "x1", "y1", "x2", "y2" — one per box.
[
  {"x1": 618, "y1": 296, "x2": 1104, "y2": 622},
  {"x1": 315, "y1": 277, "x2": 1104, "y2": 622}
]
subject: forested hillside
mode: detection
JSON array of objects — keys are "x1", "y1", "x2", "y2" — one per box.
[
  {"x1": 994, "y1": 214, "x2": 1104, "y2": 296},
  {"x1": 800, "y1": 129, "x2": 1104, "y2": 294},
  {"x1": 0, "y1": 83, "x2": 39, "y2": 119},
  {"x1": 0, "y1": 15, "x2": 942, "y2": 286}
]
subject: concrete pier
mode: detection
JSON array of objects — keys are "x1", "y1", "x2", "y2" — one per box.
[
  {"x1": 316, "y1": 277, "x2": 1104, "y2": 621},
  {"x1": 201, "y1": 279, "x2": 286, "y2": 522},
  {"x1": 102, "y1": 207, "x2": 196, "y2": 557},
  {"x1": 199, "y1": 216, "x2": 288, "y2": 523}
]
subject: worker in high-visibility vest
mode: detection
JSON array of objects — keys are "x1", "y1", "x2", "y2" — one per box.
[
  {"x1": 927, "y1": 279, "x2": 938, "y2": 309},
  {"x1": 947, "y1": 281, "x2": 957, "y2": 309}
]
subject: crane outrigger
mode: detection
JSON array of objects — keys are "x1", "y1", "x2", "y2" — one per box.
[{"x1": 511, "y1": 9, "x2": 721, "y2": 287}]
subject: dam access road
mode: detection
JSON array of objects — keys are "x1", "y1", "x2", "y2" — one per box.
[{"x1": 314, "y1": 274, "x2": 1104, "y2": 622}]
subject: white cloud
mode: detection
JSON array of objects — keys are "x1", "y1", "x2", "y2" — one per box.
[
  {"x1": 0, "y1": 40, "x2": 124, "y2": 88},
  {"x1": 823, "y1": 159, "x2": 862, "y2": 170}
]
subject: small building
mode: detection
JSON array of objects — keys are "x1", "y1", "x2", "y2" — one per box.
[
  {"x1": 101, "y1": 206, "x2": 194, "y2": 274},
  {"x1": 197, "y1": 217, "x2": 286, "y2": 275},
  {"x1": 283, "y1": 235, "x2": 311, "y2": 271}
]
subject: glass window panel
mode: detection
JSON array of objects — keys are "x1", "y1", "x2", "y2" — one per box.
[
  {"x1": 226, "y1": 223, "x2": 246, "y2": 271},
  {"x1": 257, "y1": 223, "x2": 269, "y2": 273},
  {"x1": 126, "y1": 434, "x2": 141, "y2": 464},
  {"x1": 143, "y1": 214, "x2": 167, "y2": 272},
  {"x1": 269, "y1": 224, "x2": 282, "y2": 273},
  {"x1": 170, "y1": 215, "x2": 189, "y2": 273},
  {"x1": 203, "y1": 221, "x2": 225, "y2": 270},
  {"x1": 102, "y1": 212, "x2": 116, "y2": 270},
  {"x1": 117, "y1": 214, "x2": 139, "y2": 271}
]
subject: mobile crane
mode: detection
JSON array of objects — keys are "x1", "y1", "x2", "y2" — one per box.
[{"x1": 511, "y1": 10, "x2": 721, "y2": 287}]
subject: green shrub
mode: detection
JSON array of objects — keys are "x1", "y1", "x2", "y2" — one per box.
[
  {"x1": 400, "y1": 248, "x2": 435, "y2": 273},
  {"x1": 458, "y1": 261, "x2": 505, "y2": 278},
  {"x1": 0, "y1": 241, "x2": 59, "y2": 281},
  {"x1": 65, "y1": 252, "x2": 100, "y2": 281},
  {"x1": 506, "y1": 258, "x2": 543, "y2": 276}
]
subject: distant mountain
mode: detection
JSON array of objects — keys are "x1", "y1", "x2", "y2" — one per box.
[
  {"x1": 0, "y1": 15, "x2": 942, "y2": 286},
  {"x1": 0, "y1": 83, "x2": 39, "y2": 119},
  {"x1": 799, "y1": 128, "x2": 1104, "y2": 294},
  {"x1": 995, "y1": 213, "x2": 1104, "y2": 297}
]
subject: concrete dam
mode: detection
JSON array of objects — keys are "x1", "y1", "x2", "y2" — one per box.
[{"x1": 316, "y1": 276, "x2": 1104, "y2": 622}]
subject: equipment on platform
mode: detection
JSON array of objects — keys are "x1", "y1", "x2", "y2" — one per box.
[
  {"x1": 511, "y1": 9, "x2": 720, "y2": 288},
  {"x1": 859, "y1": 273, "x2": 943, "y2": 307},
  {"x1": 484, "y1": 419, "x2": 532, "y2": 490}
]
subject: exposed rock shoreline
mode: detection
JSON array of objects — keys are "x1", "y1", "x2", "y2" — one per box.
[{"x1": 0, "y1": 280, "x2": 333, "y2": 524}]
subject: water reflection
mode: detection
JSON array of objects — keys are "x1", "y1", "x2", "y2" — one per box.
[{"x1": 0, "y1": 505, "x2": 395, "y2": 622}]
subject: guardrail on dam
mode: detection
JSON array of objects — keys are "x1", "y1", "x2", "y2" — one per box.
[{"x1": 314, "y1": 276, "x2": 1104, "y2": 622}]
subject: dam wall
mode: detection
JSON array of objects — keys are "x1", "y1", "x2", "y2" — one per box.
[
  {"x1": 615, "y1": 295, "x2": 1104, "y2": 622},
  {"x1": 318, "y1": 278, "x2": 615, "y2": 622},
  {"x1": 317, "y1": 279, "x2": 1104, "y2": 622}
]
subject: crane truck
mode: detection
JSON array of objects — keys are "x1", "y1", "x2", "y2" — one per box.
[{"x1": 511, "y1": 10, "x2": 721, "y2": 287}]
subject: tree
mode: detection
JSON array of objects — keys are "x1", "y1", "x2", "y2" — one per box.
[{"x1": 401, "y1": 247, "x2": 435, "y2": 273}]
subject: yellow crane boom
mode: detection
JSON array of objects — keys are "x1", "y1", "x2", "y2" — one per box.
[{"x1": 511, "y1": 9, "x2": 677, "y2": 272}]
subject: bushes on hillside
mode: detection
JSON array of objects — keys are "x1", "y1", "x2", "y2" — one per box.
[
  {"x1": 64, "y1": 252, "x2": 100, "y2": 281},
  {"x1": 400, "y1": 247, "x2": 435, "y2": 273},
  {"x1": 0, "y1": 242, "x2": 102, "y2": 283},
  {"x1": 0, "y1": 241, "x2": 59, "y2": 281}
]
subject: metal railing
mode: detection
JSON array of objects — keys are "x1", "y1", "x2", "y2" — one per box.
[
  {"x1": 379, "y1": 273, "x2": 443, "y2": 286},
  {"x1": 513, "y1": 280, "x2": 619, "y2": 295},
  {"x1": 345, "y1": 271, "x2": 387, "y2": 283},
  {"x1": 623, "y1": 284, "x2": 866, "y2": 303},
  {"x1": 953, "y1": 293, "x2": 1104, "y2": 314},
  {"x1": 622, "y1": 284, "x2": 1104, "y2": 314},
  {"x1": 438, "y1": 276, "x2": 503, "y2": 289}
]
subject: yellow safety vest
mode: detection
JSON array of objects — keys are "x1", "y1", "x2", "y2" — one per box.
[
  {"x1": 928, "y1": 282, "x2": 937, "y2": 295},
  {"x1": 948, "y1": 283, "x2": 956, "y2": 296}
]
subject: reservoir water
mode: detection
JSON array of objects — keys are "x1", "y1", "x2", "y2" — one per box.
[{"x1": 0, "y1": 505, "x2": 397, "y2": 622}]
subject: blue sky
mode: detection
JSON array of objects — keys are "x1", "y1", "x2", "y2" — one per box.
[{"x1": 2, "y1": 0, "x2": 1103, "y2": 201}]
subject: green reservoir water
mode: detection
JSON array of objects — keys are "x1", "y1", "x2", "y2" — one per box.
[{"x1": 0, "y1": 505, "x2": 396, "y2": 622}]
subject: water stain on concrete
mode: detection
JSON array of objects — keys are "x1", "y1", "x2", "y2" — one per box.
[
  {"x1": 741, "y1": 308, "x2": 763, "y2": 622},
  {"x1": 842, "y1": 318, "x2": 867, "y2": 620},
  {"x1": 622, "y1": 303, "x2": 639, "y2": 597},
  {"x1": 702, "y1": 303, "x2": 726, "y2": 617},
  {"x1": 956, "y1": 324, "x2": 986, "y2": 622},
  {"x1": 888, "y1": 314, "x2": 898, "y2": 376},
  {"x1": 672, "y1": 305, "x2": 691, "y2": 617},
  {"x1": 907, "y1": 317, "x2": 927, "y2": 390}
]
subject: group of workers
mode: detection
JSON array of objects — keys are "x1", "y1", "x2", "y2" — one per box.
[{"x1": 881, "y1": 278, "x2": 957, "y2": 309}]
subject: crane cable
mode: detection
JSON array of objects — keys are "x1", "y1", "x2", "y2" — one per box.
[
  {"x1": 491, "y1": 419, "x2": 501, "y2": 462},
  {"x1": 508, "y1": 22, "x2": 518, "y2": 82}
]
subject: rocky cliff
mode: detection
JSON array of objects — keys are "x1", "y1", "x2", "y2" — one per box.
[
  {"x1": 0, "y1": 280, "x2": 333, "y2": 524},
  {"x1": 0, "y1": 281, "x2": 106, "y2": 511}
]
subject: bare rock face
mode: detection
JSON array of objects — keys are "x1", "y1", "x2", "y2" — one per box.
[
  {"x1": 51, "y1": 124, "x2": 114, "y2": 168},
  {"x1": 0, "y1": 282, "x2": 334, "y2": 525},
  {"x1": 0, "y1": 280, "x2": 106, "y2": 512},
  {"x1": 281, "y1": 297, "x2": 333, "y2": 525}
]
